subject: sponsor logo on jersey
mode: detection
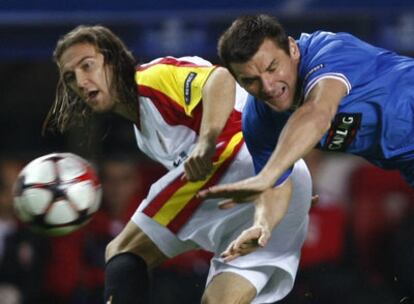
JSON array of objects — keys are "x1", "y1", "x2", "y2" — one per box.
[
  {"x1": 173, "y1": 151, "x2": 188, "y2": 167},
  {"x1": 322, "y1": 113, "x2": 362, "y2": 152},
  {"x1": 184, "y1": 72, "x2": 197, "y2": 105},
  {"x1": 304, "y1": 64, "x2": 325, "y2": 82}
]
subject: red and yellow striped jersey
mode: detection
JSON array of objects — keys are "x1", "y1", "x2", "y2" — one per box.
[
  {"x1": 133, "y1": 56, "x2": 249, "y2": 232},
  {"x1": 134, "y1": 56, "x2": 246, "y2": 170}
]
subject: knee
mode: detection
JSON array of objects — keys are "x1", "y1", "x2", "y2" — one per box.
[
  {"x1": 201, "y1": 290, "x2": 254, "y2": 304},
  {"x1": 105, "y1": 221, "x2": 143, "y2": 263},
  {"x1": 105, "y1": 238, "x2": 120, "y2": 263},
  {"x1": 201, "y1": 293, "x2": 220, "y2": 304},
  {"x1": 201, "y1": 292, "x2": 221, "y2": 304},
  {"x1": 202, "y1": 272, "x2": 256, "y2": 304},
  {"x1": 105, "y1": 222, "x2": 168, "y2": 268},
  {"x1": 105, "y1": 233, "x2": 136, "y2": 263}
]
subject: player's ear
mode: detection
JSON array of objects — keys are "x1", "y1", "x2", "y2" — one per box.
[{"x1": 288, "y1": 37, "x2": 300, "y2": 60}]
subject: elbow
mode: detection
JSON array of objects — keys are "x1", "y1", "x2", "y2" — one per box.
[
  {"x1": 214, "y1": 67, "x2": 235, "y2": 88},
  {"x1": 318, "y1": 113, "x2": 332, "y2": 134},
  {"x1": 214, "y1": 66, "x2": 233, "y2": 78},
  {"x1": 315, "y1": 113, "x2": 333, "y2": 137},
  {"x1": 203, "y1": 67, "x2": 235, "y2": 95}
]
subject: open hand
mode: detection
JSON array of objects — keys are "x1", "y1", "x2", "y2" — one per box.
[
  {"x1": 220, "y1": 225, "x2": 270, "y2": 262},
  {"x1": 198, "y1": 174, "x2": 272, "y2": 202}
]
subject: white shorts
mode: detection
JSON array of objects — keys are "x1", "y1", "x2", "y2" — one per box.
[{"x1": 132, "y1": 144, "x2": 312, "y2": 303}]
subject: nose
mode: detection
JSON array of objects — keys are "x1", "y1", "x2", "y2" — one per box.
[
  {"x1": 75, "y1": 70, "x2": 88, "y2": 90},
  {"x1": 261, "y1": 75, "x2": 274, "y2": 96}
]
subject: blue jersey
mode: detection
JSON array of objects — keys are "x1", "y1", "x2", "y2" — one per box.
[
  {"x1": 243, "y1": 31, "x2": 414, "y2": 186},
  {"x1": 243, "y1": 96, "x2": 292, "y2": 184}
]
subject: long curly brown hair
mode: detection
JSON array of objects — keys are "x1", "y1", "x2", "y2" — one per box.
[{"x1": 42, "y1": 25, "x2": 137, "y2": 135}]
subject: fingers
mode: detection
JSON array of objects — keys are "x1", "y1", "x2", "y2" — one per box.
[
  {"x1": 198, "y1": 185, "x2": 258, "y2": 200},
  {"x1": 217, "y1": 199, "x2": 237, "y2": 209},
  {"x1": 220, "y1": 240, "x2": 240, "y2": 262},
  {"x1": 311, "y1": 194, "x2": 319, "y2": 207},
  {"x1": 221, "y1": 242, "x2": 259, "y2": 262},
  {"x1": 221, "y1": 239, "x2": 240, "y2": 260},
  {"x1": 198, "y1": 176, "x2": 266, "y2": 199},
  {"x1": 220, "y1": 228, "x2": 265, "y2": 262},
  {"x1": 221, "y1": 252, "x2": 241, "y2": 263},
  {"x1": 183, "y1": 157, "x2": 213, "y2": 181},
  {"x1": 198, "y1": 184, "x2": 233, "y2": 198},
  {"x1": 233, "y1": 229, "x2": 261, "y2": 250},
  {"x1": 257, "y1": 230, "x2": 270, "y2": 247}
]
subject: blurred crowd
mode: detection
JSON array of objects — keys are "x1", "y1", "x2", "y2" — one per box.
[{"x1": 1, "y1": 150, "x2": 414, "y2": 304}]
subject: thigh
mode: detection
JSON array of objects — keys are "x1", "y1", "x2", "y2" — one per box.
[
  {"x1": 202, "y1": 272, "x2": 256, "y2": 304},
  {"x1": 105, "y1": 220, "x2": 168, "y2": 269}
]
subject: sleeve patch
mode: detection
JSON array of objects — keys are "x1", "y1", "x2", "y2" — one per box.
[
  {"x1": 136, "y1": 63, "x2": 215, "y2": 117},
  {"x1": 184, "y1": 72, "x2": 197, "y2": 105}
]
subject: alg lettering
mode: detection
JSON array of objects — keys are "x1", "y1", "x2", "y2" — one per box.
[{"x1": 323, "y1": 113, "x2": 362, "y2": 152}]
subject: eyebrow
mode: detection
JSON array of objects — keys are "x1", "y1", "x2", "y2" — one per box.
[
  {"x1": 62, "y1": 55, "x2": 93, "y2": 74},
  {"x1": 239, "y1": 75, "x2": 258, "y2": 83},
  {"x1": 239, "y1": 59, "x2": 278, "y2": 81},
  {"x1": 266, "y1": 59, "x2": 277, "y2": 70}
]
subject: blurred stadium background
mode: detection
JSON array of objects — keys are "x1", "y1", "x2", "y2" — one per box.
[{"x1": 1, "y1": 1, "x2": 414, "y2": 303}]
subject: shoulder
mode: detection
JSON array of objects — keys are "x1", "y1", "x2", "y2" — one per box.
[
  {"x1": 138, "y1": 56, "x2": 212, "y2": 71},
  {"x1": 136, "y1": 56, "x2": 215, "y2": 85},
  {"x1": 297, "y1": 31, "x2": 377, "y2": 96},
  {"x1": 297, "y1": 31, "x2": 360, "y2": 49},
  {"x1": 298, "y1": 31, "x2": 374, "y2": 64}
]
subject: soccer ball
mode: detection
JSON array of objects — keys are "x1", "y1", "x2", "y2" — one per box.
[{"x1": 13, "y1": 152, "x2": 101, "y2": 236}]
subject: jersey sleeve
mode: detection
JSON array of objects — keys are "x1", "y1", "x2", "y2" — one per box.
[
  {"x1": 136, "y1": 56, "x2": 216, "y2": 117},
  {"x1": 298, "y1": 31, "x2": 380, "y2": 98}
]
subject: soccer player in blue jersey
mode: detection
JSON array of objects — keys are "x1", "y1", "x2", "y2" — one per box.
[{"x1": 200, "y1": 14, "x2": 414, "y2": 257}]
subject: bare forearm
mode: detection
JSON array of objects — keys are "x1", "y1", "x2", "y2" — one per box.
[
  {"x1": 260, "y1": 103, "x2": 331, "y2": 184},
  {"x1": 254, "y1": 178, "x2": 293, "y2": 231},
  {"x1": 184, "y1": 68, "x2": 236, "y2": 181},
  {"x1": 260, "y1": 79, "x2": 346, "y2": 185},
  {"x1": 219, "y1": 178, "x2": 293, "y2": 262},
  {"x1": 199, "y1": 67, "x2": 236, "y2": 143}
]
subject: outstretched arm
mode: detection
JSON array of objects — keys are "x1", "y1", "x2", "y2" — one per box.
[
  {"x1": 199, "y1": 78, "x2": 346, "y2": 199},
  {"x1": 257, "y1": 78, "x2": 346, "y2": 187},
  {"x1": 183, "y1": 67, "x2": 236, "y2": 181},
  {"x1": 221, "y1": 177, "x2": 293, "y2": 262}
]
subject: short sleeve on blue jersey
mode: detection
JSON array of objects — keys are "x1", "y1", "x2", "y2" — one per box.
[
  {"x1": 297, "y1": 31, "x2": 414, "y2": 159},
  {"x1": 297, "y1": 31, "x2": 391, "y2": 98}
]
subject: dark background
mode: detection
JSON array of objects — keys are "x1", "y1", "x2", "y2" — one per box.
[
  {"x1": 1, "y1": 0, "x2": 413, "y2": 160},
  {"x1": 1, "y1": 2, "x2": 414, "y2": 304}
]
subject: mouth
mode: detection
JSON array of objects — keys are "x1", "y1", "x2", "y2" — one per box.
[
  {"x1": 263, "y1": 85, "x2": 287, "y2": 103},
  {"x1": 85, "y1": 90, "x2": 99, "y2": 104},
  {"x1": 275, "y1": 85, "x2": 287, "y2": 99}
]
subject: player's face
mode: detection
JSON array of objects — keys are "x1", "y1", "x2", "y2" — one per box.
[
  {"x1": 59, "y1": 43, "x2": 116, "y2": 113},
  {"x1": 231, "y1": 37, "x2": 300, "y2": 112}
]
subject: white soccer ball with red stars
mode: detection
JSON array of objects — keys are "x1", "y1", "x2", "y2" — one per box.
[{"x1": 13, "y1": 152, "x2": 101, "y2": 236}]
